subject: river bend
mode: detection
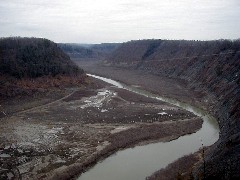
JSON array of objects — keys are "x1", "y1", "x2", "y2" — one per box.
[{"x1": 78, "y1": 74, "x2": 219, "y2": 180}]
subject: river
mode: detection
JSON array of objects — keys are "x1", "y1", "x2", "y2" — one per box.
[{"x1": 78, "y1": 74, "x2": 219, "y2": 180}]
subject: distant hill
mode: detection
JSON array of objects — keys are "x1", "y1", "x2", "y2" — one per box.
[
  {"x1": 0, "y1": 37, "x2": 85, "y2": 97},
  {"x1": 58, "y1": 43, "x2": 121, "y2": 60}
]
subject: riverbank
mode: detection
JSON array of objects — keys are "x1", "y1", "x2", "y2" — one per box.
[
  {"x1": 0, "y1": 74, "x2": 201, "y2": 179},
  {"x1": 74, "y1": 60, "x2": 220, "y2": 179},
  {"x1": 147, "y1": 150, "x2": 202, "y2": 180}
]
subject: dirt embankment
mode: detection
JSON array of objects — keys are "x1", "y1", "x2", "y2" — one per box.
[{"x1": 0, "y1": 75, "x2": 202, "y2": 180}]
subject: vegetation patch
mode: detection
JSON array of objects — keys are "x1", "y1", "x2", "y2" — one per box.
[{"x1": 0, "y1": 37, "x2": 86, "y2": 98}]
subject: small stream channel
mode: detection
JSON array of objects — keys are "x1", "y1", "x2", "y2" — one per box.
[{"x1": 78, "y1": 74, "x2": 220, "y2": 180}]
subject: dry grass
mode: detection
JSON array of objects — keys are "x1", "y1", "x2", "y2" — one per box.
[{"x1": 0, "y1": 74, "x2": 87, "y2": 98}]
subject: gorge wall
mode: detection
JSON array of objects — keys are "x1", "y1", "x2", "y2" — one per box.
[{"x1": 106, "y1": 39, "x2": 240, "y2": 179}]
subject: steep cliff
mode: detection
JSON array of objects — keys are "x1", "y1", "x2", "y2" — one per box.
[{"x1": 107, "y1": 39, "x2": 240, "y2": 179}]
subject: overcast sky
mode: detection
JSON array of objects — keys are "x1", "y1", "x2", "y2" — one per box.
[{"x1": 0, "y1": 0, "x2": 240, "y2": 43}]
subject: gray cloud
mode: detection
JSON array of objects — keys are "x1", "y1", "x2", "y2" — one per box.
[{"x1": 0, "y1": 0, "x2": 239, "y2": 43}]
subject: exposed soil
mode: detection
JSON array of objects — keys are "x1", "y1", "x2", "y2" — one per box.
[{"x1": 1, "y1": 69, "x2": 203, "y2": 180}]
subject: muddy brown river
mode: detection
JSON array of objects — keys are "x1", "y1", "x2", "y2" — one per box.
[{"x1": 77, "y1": 74, "x2": 219, "y2": 180}]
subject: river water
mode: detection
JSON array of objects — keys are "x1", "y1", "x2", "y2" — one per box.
[{"x1": 78, "y1": 74, "x2": 219, "y2": 180}]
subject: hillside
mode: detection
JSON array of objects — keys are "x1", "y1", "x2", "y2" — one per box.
[
  {"x1": 0, "y1": 37, "x2": 85, "y2": 97},
  {"x1": 58, "y1": 43, "x2": 120, "y2": 60},
  {"x1": 105, "y1": 39, "x2": 240, "y2": 179}
]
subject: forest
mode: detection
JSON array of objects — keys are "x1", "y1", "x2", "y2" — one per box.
[
  {"x1": 0, "y1": 37, "x2": 85, "y2": 97},
  {"x1": 58, "y1": 42, "x2": 120, "y2": 60},
  {"x1": 0, "y1": 37, "x2": 83, "y2": 79}
]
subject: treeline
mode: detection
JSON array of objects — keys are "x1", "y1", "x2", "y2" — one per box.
[
  {"x1": 58, "y1": 43, "x2": 97, "y2": 59},
  {"x1": 0, "y1": 37, "x2": 83, "y2": 79},
  {"x1": 58, "y1": 42, "x2": 120, "y2": 60}
]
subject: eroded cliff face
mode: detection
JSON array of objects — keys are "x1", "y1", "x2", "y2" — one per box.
[{"x1": 107, "y1": 39, "x2": 240, "y2": 179}]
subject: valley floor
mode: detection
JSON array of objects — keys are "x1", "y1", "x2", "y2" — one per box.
[
  {"x1": 75, "y1": 60, "x2": 217, "y2": 114},
  {"x1": 1, "y1": 62, "x2": 205, "y2": 179}
]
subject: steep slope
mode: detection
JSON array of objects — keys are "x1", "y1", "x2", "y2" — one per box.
[
  {"x1": 106, "y1": 39, "x2": 240, "y2": 179},
  {"x1": 109, "y1": 39, "x2": 162, "y2": 63},
  {"x1": 0, "y1": 37, "x2": 85, "y2": 97}
]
